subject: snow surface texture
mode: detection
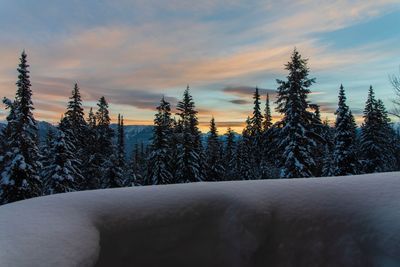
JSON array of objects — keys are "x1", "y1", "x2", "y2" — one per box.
[{"x1": 1, "y1": 172, "x2": 400, "y2": 267}]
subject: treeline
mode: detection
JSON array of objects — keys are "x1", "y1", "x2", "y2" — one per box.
[{"x1": 1, "y1": 49, "x2": 400, "y2": 205}]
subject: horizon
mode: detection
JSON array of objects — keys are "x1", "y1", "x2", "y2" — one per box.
[{"x1": 0, "y1": 1, "x2": 399, "y2": 133}]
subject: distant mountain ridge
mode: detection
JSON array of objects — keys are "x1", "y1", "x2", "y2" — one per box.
[{"x1": 0, "y1": 121, "x2": 153, "y2": 156}]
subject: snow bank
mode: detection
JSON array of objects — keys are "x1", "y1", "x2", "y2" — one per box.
[{"x1": 1, "y1": 173, "x2": 400, "y2": 267}]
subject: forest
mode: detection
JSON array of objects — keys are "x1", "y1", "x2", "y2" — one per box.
[{"x1": 1, "y1": 49, "x2": 399, "y2": 205}]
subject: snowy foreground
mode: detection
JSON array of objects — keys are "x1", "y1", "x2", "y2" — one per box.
[{"x1": 1, "y1": 173, "x2": 400, "y2": 267}]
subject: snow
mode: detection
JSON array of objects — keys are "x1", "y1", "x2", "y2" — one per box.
[{"x1": 1, "y1": 172, "x2": 400, "y2": 266}]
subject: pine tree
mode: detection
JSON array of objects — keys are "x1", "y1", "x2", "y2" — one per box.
[
  {"x1": 309, "y1": 103, "x2": 326, "y2": 176},
  {"x1": 95, "y1": 96, "x2": 114, "y2": 188},
  {"x1": 259, "y1": 93, "x2": 279, "y2": 179},
  {"x1": 60, "y1": 83, "x2": 86, "y2": 147},
  {"x1": 117, "y1": 114, "x2": 125, "y2": 166},
  {"x1": 205, "y1": 117, "x2": 224, "y2": 181},
  {"x1": 320, "y1": 118, "x2": 334, "y2": 177},
  {"x1": 263, "y1": 93, "x2": 273, "y2": 132},
  {"x1": 105, "y1": 114, "x2": 125, "y2": 188},
  {"x1": 42, "y1": 131, "x2": 81, "y2": 194},
  {"x1": 175, "y1": 86, "x2": 204, "y2": 183},
  {"x1": 250, "y1": 87, "x2": 263, "y2": 136},
  {"x1": 81, "y1": 108, "x2": 100, "y2": 189},
  {"x1": 237, "y1": 118, "x2": 254, "y2": 180},
  {"x1": 332, "y1": 84, "x2": 358, "y2": 176},
  {"x1": 59, "y1": 83, "x2": 86, "y2": 188},
  {"x1": 275, "y1": 48, "x2": 318, "y2": 178},
  {"x1": 223, "y1": 127, "x2": 236, "y2": 180},
  {"x1": 1, "y1": 51, "x2": 42, "y2": 204},
  {"x1": 147, "y1": 97, "x2": 173, "y2": 185},
  {"x1": 360, "y1": 87, "x2": 396, "y2": 173}
]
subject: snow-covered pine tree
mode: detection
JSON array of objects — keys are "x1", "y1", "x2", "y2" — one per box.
[
  {"x1": 95, "y1": 97, "x2": 114, "y2": 188},
  {"x1": 275, "y1": 48, "x2": 318, "y2": 178},
  {"x1": 223, "y1": 127, "x2": 236, "y2": 180},
  {"x1": 104, "y1": 114, "x2": 125, "y2": 188},
  {"x1": 59, "y1": 83, "x2": 86, "y2": 188},
  {"x1": 117, "y1": 114, "x2": 128, "y2": 185},
  {"x1": 248, "y1": 86, "x2": 264, "y2": 175},
  {"x1": 81, "y1": 107, "x2": 100, "y2": 189},
  {"x1": 105, "y1": 153, "x2": 124, "y2": 188},
  {"x1": 332, "y1": 84, "x2": 358, "y2": 176},
  {"x1": 259, "y1": 93, "x2": 278, "y2": 179},
  {"x1": 60, "y1": 83, "x2": 87, "y2": 148},
  {"x1": 175, "y1": 86, "x2": 204, "y2": 183},
  {"x1": 42, "y1": 131, "x2": 82, "y2": 194},
  {"x1": 147, "y1": 97, "x2": 173, "y2": 185},
  {"x1": 169, "y1": 118, "x2": 182, "y2": 183},
  {"x1": 309, "y1": 103, "x2": 326, "y2": 176},
  {"x1": 360, "y1": 87, "x2": 396, "y2": 173},
  {"x1": 237, "y1": 117, "x2": 254, "y2": 180},
  {"x1": 0, "y1": 51, "x2": 42, "y2": 204},
  {"x1": 321, "y1": 118, "x2": 334, "y2": 177},
  {"x1": 250, "y1": 87, "x2": 263, "y2": 137},
  {"x1": 376, "y1": 99, "x2": 397, "y2": 171},
  {"x1": 262, "y1": 93, "x2": 273, "y2": 132},
  {"x1": 205, "y1": 117, "x2": 224, "y2": 181}
]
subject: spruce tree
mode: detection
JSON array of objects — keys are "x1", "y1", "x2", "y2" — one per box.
[
  {"x1": 332, "y1": 84, "x2": 358, "y2": 176},
  {"x1": 95, "y1": 96, "x2": 114, "y2": 188},
  {"x1": 59, "y1": 83, "x2": 86, "y2": 188},
  {"x1": 81, "y1": 108, "x2": 100, "y2": 189},
  {"x1": 60, "y1": 83, "x2": 86, "y2": 147},
  {"x1": 175, "y1": 86, "x2": 204, "y2": 183},
  {"x1": 1, "y1": 51, "x2": 42, "y2": 204},
  {"x1": 360, "y1": 87, "x2": 396, "y2": 173},
  {"x1": 275, "y1": 48, "x2": 317, "y2": 178},
  {"x1": 105, "y1": 114, "x2": 125, "y2": 188},
  {"x1": 250, "y1": 87, "x2": 263, "y2": 136},
  {"x1": 260, "y1": 93, "x2": 278, "y2": 179},
  {"x1": 237, "y1": 118, "x2": 254, "y2": 180},
  {"x1": 147, "y1": 97, "x2": 173, "y2": 185},
  {"x1": 42, "y1": 131, "x2": 81, "y2": 194},
  {"x1": 205, "y1": 117, "x2": 224, "y2": 181},
  {"x1": 223, "y1": 127, "x2": 236, "y2": 180},
  {"x1": 263, "y1": 93, "x2": 273, "y2": 132}
]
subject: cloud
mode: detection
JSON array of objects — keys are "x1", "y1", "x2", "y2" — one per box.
[
  {"x1": 91, "y1": 89, "x2": 179, "y2": 111},
  {"x1": 223, "y1": 86, "x2": 276, "y2": 96},
  {"x1": 229, "y1": 99, "x2": 250, "y2": 105}
]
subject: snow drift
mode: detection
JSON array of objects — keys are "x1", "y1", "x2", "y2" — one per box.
[{"x1": 1, "y1": 173, "x2": 400, "y2": 267}]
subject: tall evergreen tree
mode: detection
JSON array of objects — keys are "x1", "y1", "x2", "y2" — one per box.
[
  {"x1": 81, "y1": 108, "x2": 99, "y2": 190},
  {"x1": 250, "y1": 87, "x2": 263, "y2": 136},
  {"x1": 237, "y1": 117, "x2": 254, "y2": 180},
  {"x1": 1, "y1": 51, "x2": 42, "y2": 204},
  {"x1": 175, "y1": 86, "x2": 204, "y2": 183},
  {"x1": 332, "y1": 84, "x2": 358, "y2": 176},
  {"x1": 95, "y1": 96, "x2": 114, "y2": 188},
  {"x1": 263, "y1": 93, "x2": 273, "y2": 132},
  {"x1": 205, "y1": 117, "x2": 224, "y2": 181},
  {"x1": 360, "y1": 87, "x2": 396, "y2": 173},
  {"x1": 117, "y1": 114, "x2": 126, "y2": 177},
  {"x1": 275, "y1": 48, "x2": 317, "y2": 178},
  {"x1": 60, "y1": 83, "x2": 86, "y2": 146},
  {"x1": 59, "y1": 83, "x2": 86, "y2": 187},
  {"x1": 147, "y1": 97, "x2": 173, "y2": 185},
  {"x1": 105, "y1": 114, "x2": 125, "y2": 188},
  {"x1": 223, "y1": 127, "x2": 236, "y2": 180}
]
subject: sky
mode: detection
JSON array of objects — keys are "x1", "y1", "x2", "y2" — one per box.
[{"x1": 0, "y1": 0, "x2": 399, "y2": 133}]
